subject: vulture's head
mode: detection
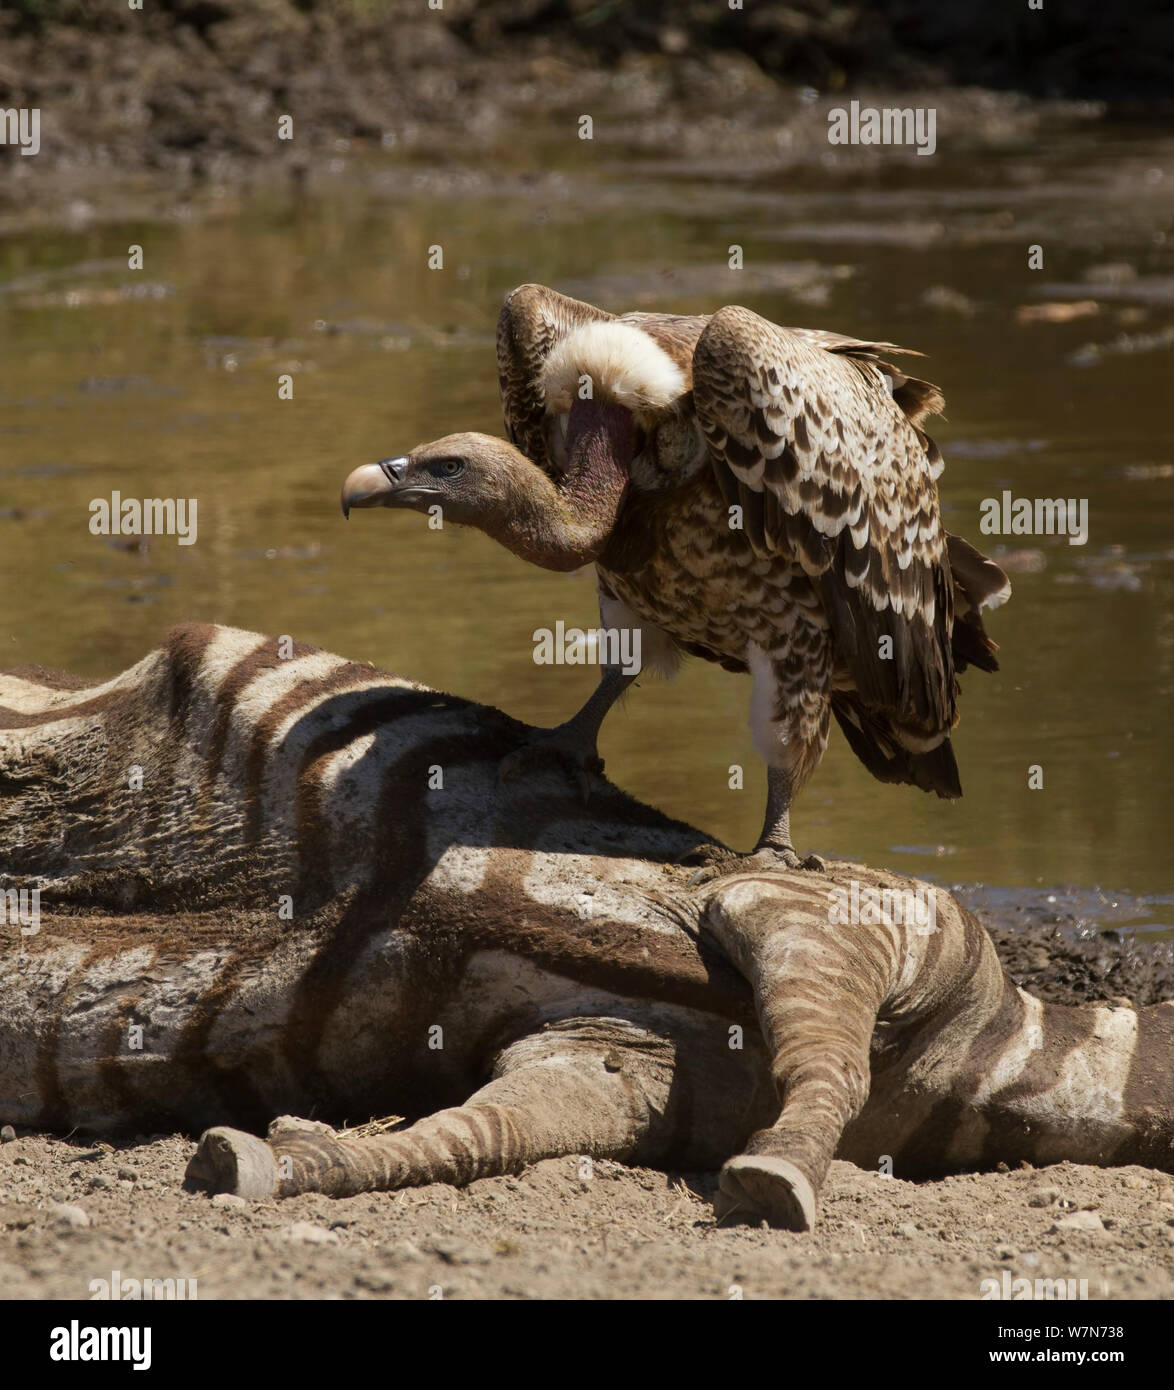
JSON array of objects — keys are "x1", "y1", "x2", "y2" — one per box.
[
  {"x1": 340, "y1": 403, "x2": 637, "y2": 572},
  {"x1": 340, "y1": 433, "x2": 528, "y2": 530}
]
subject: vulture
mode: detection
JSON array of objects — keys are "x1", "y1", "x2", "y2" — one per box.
[{"x1": 341, "y1": 284, "x2": 1010, "y2": 873}]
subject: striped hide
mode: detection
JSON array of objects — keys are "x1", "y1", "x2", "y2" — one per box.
[{"x1": 1, "y1": 624, "x2": 1170, "y2": 1230}]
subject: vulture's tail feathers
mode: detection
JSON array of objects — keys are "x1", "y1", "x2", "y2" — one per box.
[
  {"x1": 889, "y1": 373, "x2": 945, "y2": 428},
  {"x1": 831, "y1": 694, "x2": 963, "y2": 800},
  {"x1": 953, "y1": 613, "x2": 1000, "y2": 674},
  {"x1": 945, "y1": 533, "x2": 1011, "y2": 674}
]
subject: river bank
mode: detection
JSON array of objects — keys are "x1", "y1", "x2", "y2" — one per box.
[{"x1": 1, "y1": 0, "x2": 1151, "y2": 229}]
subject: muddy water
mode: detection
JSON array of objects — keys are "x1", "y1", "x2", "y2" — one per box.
[{"x1": 1, "y1": 125, "x2": 1171, "y2": 930}]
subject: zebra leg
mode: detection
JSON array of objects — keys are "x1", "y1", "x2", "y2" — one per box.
[
  {"x1": 702, "y1": 875, "x2": 888, "y2": 1230},
  {"x1": 186, "y1": 1019, "x2": 681, "y2": 1200}
]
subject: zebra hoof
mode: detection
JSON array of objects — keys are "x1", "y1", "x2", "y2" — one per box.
[
  {"x1": 715, "y1": 1155, "x2": 817, "y2": 1231},
  {"x1": 185, "y1": 1126, "x2": 278, "y2": 1199}
]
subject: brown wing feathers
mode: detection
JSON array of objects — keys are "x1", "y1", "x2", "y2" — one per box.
[
  {"x1": 691, "y1": 305, "x2": 985, "y2": 797},
  {"x1": 496, "y1": 284, "x2": 615, "y2": 473},
  {"x1": 693, "y1": 306, "x2": 957, "y2": 727}
]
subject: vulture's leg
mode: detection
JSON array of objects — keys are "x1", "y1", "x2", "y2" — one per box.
[
  {"x1": 687, "y1": 769, "x2": 825, "y2": 880},
  {"x1": 498, "y1": 591, "x2": 674, "y2": 798},
  {"x1": 753, "y1": 765, "x2": 825, "y2": 869},
  {"x1": 688, "y1": 644, "x2": 831, "y2": 881},
  {"x1": 498, "y1": 667, "x2": 635, "y2": 799}
]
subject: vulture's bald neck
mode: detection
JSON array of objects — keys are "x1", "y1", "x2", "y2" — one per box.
[{"x1": 483, "y1": 398, "x2": 635, "y2": 572}]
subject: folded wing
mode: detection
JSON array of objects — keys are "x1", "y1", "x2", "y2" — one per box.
[
  {"x1": 496, "y1": 283, "x2": 616, "y2": 474},
  {"x1": 692, "y1": 304, "x2": 964, "y2": 760}
]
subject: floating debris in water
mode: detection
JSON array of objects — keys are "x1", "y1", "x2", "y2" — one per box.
[
  {"x1": 105, "y1": 536, "x2": 151, "y2": 556},
  {"x1": 1122, "y1": 462, "x2": 1174, "y2": 480},
  {"x1": 12, "y1": 283, "x2": 173, "y2": 309},
  {"x1": 78, "y1": 375, "x2": 181, "y2": 397},
  {"x1": 1045, "y1": 269, "x2": 1174, "y2": 305},
  {"x1": 766, "y1": 219, "x2": 945, "y2": 247},
  {"x1": 0, "y1": 258, "x2": 129, "y2": 294},
  {"x1": 11, "y1": 462, "x2": 88, "y2": 479},
  {"x1": 249, "y1": 542, "x2": 324, "y2": 562},
  {"x1": 1052, "y1": 545, "x2": 1148, "y2": 592},
  {"x1": 922, "y1": 285, "x2": 975, "y2": 315},
  {"x1": 1015, "y1": 300, "x2": 1099, "y2": 324},
  {"x1": 947, "y1": 438, "x2": 1046, "y2": 460},
  {"x1": 989, "y1": 546, "x2": 1047, "y2": 573},
  {"x1": 1082, "y1": 262, "x2": 1137, "y2": 286},
  {"x1": 562, "y1": 261, "x2": 853, "y2": 304},
  {"x1": 1055, "y1": 570, "x2": 1142, "y2": 592},
  {"x1": 1068, "y1": 324, "x2": 1174, "y2": 365},
  {"x1": 309, "y1": 317, "x2": 484, "y2": 352}
]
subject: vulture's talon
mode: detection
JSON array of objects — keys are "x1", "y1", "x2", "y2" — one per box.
[
  {"x1": 677, "y1": 842, "x2": 728, "y2": 868},
  {"x1": 498, "y1": 734, "x2": 605, "y2": 800},
  {"x1": 752, "y1": 844, "x2": 826, "y2": 874},
  {"x1": 686, "y1": 845, "x2": 826, "y2": 887}
]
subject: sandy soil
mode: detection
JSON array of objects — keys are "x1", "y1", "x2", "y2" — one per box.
[{"x1": 2, "y1": 1137, "x2": 1172, "y2": 1301}]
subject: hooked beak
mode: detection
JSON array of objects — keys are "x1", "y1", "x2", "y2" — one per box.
[{"x1": 340, "y1": 457, "x2": 410, "y2": 519}]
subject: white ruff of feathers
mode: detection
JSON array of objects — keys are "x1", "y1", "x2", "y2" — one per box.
[{"x1": 541, "y1": 321, "x2": 687, "y2": 419}]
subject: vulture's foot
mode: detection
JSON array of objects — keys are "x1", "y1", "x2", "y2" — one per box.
[
  {"x1": 498, "y1": 730, "x2": 605, "y2": 803},
  {"x1": 677, "y1": 841, "x2": 729, "y2": 867},
  {"x1": 684, "y1": 843, "x2": 825, "y2": 886}
]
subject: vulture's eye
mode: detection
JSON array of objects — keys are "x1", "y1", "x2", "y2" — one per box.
[{"x1": 440, "y1": 459, "x2": 464, "y2": 477}]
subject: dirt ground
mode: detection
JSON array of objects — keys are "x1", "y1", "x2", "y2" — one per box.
[
  {"x1": 2, "y1": 904, "x2": 1172, "y2": 1301},
  {"x1": 2, "y1": 1138, "x2": 1172, "y2": 1301}
]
